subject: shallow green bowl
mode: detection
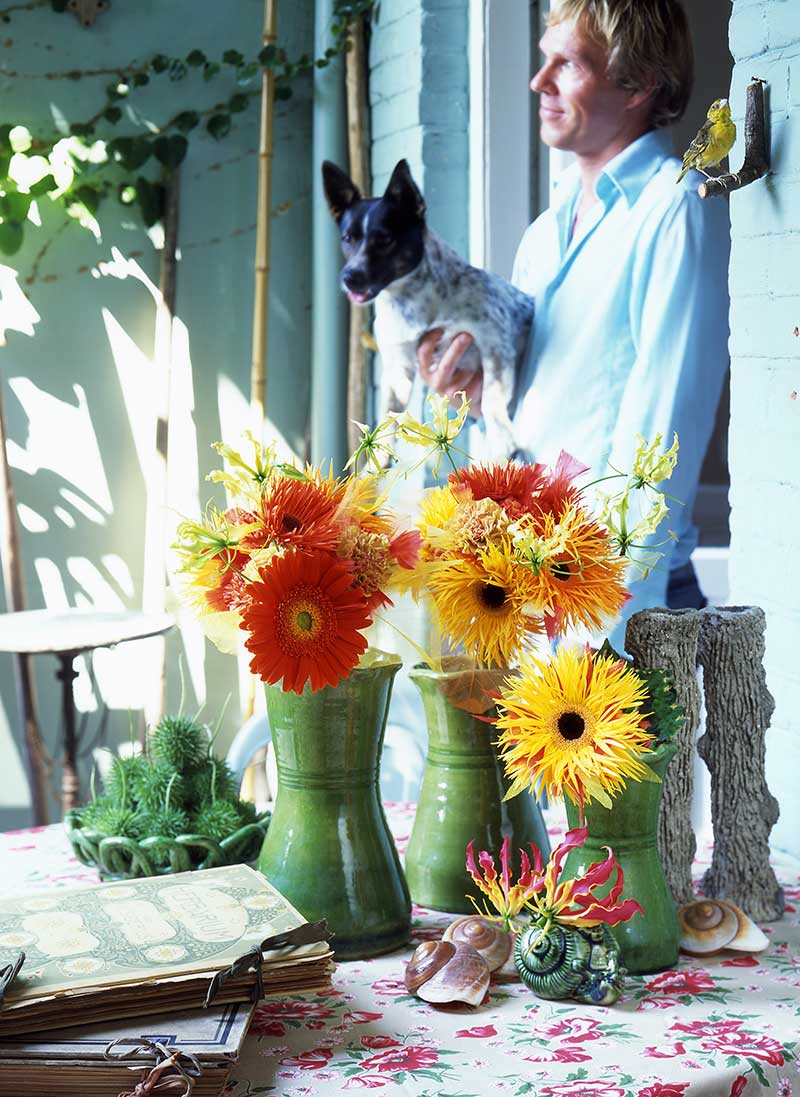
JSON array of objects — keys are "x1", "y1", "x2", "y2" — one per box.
[{"x1": 63, "y1": 810, "x2": 270, "y2": 881}]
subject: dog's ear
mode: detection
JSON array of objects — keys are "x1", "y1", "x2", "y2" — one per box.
[
  {"x1": 384, "y1": 160, "x2": 425, "y2": 221},
  {"x1": 321, "y1": 161, "x2": 362, "y2": 223}
]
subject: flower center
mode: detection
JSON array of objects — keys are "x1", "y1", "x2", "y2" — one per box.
[
  {"x1": 275, "y1": 585, "x2": 335, "y2": 654},
  {"x1": 478, "y1": 583, "x2": 507, "y2": 610},
  {"x1": 282, "y1": 514, "x2": 302, "y2": 532},
  {"x1": 558, "y1": 711, "x2": 585, "y2": 740},
  {"x1": 551, "y1": 561, "x2": 571, "y2": 581}
]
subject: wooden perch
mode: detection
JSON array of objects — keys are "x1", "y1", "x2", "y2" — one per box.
[{"x1": 699, "y1": 78, "x2": 769, "y2": 199}]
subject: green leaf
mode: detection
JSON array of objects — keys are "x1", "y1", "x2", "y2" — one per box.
[
  {"x1": 206, "y1": 113, "x2": 231, "y2": 140},
  {"x1": 132, "y1": 71, "x2": 150, "y2": 87},
  {"x1": 259, "y1": 44, "x2": 277, "y2": 66},
  {"x1": 235, "y1": 62, "x2": 260, "y2": 86},
  {"x1": 228, "y1": 92, "x2": 250, "y2": 114},
  {"x1": 154, "y1": 135, "x2": 188, "y2": 169},
  {"x1": 50, "y1": 0, "x2": 68, "y2": 11},
  {"x1": 135, "y1": 176, "x2": 164, "y2": 227},
  {"x1": 70, "y1": 122, "x2": 95, "y2": 138},
  {"x1": 275, "y1": 85, "x2": 293, "y2": 100},
  {"x1": 106, "y1": 81, "x2": 127, "y2": 100},
  {"x1": 151, "y1": 53, "x2": 169, "y2": 73},
  {"x1": 174, "y1": 111, "x2": 200, "y2": 133},
  {"x1": 118, "y1": 182, "x2": 137, "y2": 205},
  {"x1": 0, "y1": 220, "x2": 24, "y2": 255},
  {"x1": 0, "y1": 152, "x2": 10, "y2": 178},
  {"x1": 168, "y1": 60, "x2": 188, "y2": 81},
  {"x1": 0, "y1": 124, "x2": 12, "y2": 149},
  {"x1": 110, "y1": 137, "x2": 152, "y2": 171},
  {"x1": 223, "y1": 49, "x2": 244, "y2": 66},
  {"x1": 75, "y1": 184, "x2": 101, "y2": 215},
  {"x1": 1, "y1": 191, "x2": 31, "y2": 221},
  {"x1": 104, "y1": 105, "x2": 123, "y2": 124},
  {"x1": 203, "y1": 61, "x2": 221, "y2": 81},
  {"x1": 186, "y1": 48, "x2": 206, "y2": 67}
]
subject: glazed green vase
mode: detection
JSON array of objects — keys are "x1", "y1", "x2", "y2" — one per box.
[
  {"x1": 563, "y1": 740, "x2": 680, "y2": 974},
  {"x1": 256, "y1": 651, "x2": 411, "y2": 961},
  {"x1": 404, "y1": 659, "x2": 551, "y2": 912}
]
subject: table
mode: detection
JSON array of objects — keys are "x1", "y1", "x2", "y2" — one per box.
[
  {"x1": 1, "y1": 805, "x2": 798, "y2": 1096},
  {"x1": 0, "y1": 608, "x2": 174, "y2": 812}
]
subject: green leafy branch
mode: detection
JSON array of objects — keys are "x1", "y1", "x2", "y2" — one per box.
[{"x1": 0, "y1": 0, "x2": 376, "y2": 255}]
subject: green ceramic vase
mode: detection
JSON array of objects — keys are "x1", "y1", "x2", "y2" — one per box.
[
  {"x1": 404, "y1": 659, "x2": 551, "y2": 912},
  {"x1": 256, "y1": 651, "x2": 411, "y2": 961},
  {"x1": 563, "y1": 740, "x2": 680, "y2": 974}
]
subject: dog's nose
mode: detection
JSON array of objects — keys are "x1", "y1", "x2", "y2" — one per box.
[{"x1": 343, "y1": 268, "x2": 367, "y2": 292}]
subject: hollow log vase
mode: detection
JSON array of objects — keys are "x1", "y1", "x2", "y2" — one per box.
[
  {"x1": 625, "y1": 608, "x2": 701, "y2": 906},
  {"x1": 697, "y1": 606, "x2": 784, "y2": 922}
]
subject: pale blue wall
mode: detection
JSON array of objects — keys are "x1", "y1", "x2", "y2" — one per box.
[
  {"x1": 727, "y1": 0, "x2": 800, "y2": 858},
  {"x1": 0, "y1": 0, "x2": 314, "y2": 826}
]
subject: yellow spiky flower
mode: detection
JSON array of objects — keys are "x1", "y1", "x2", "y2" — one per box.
[
  {"x1": 496, "y1": 646, "x2": 655, "y2": 811},
  {"x1": 428, "y1": 542, "x2": 543, "y2": 667}
]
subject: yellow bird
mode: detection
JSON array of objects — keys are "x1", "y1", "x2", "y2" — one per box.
[{"x1": 676, "y1": 98, "x2": 737, "y2": 183}]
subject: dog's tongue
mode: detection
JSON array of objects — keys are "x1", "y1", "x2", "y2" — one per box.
[{"x1": 347, "y1": 290, "x2": 370, "y2": 304}]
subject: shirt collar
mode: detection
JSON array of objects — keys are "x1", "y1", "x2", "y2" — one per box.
[
  {"x1": 596, "y1": 128, "x2": 673, "y2": 206},
  {"x1": 552, "y1": 128, "x2": 673, "y2": 211}
]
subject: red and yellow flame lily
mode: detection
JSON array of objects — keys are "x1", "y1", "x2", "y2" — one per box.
[{"x1": 466, "y1": 828, "x2": 643, "y2": 934}]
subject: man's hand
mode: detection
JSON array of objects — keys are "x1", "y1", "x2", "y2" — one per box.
[{"x1": 417, "y1": 328, "x2": 483, "y2": 419}]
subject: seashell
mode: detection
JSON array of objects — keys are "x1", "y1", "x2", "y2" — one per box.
[
  {"x1": 442, "y1": 916, "x2": 512, "y2": 972},
  {"x1": 679, "y1": 899, "x2": 769, "y2": 957},
  {"x1": 514, "y1": 921, "x2": 624, "y2": 1006},
  {"x1": 404, "y1": 940, "x2": 490, "y2": 1006}
]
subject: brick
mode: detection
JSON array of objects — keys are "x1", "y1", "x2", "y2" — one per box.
[
  {"x1": 372, "y1": 87, "x2": 423, "y2": 141},
  {"x1": 369, "y1": 10, "x2": 421, "y2": 67},
  {"x1": 767, "y1": 0, "x2": 800, "y2": 51},
  {"x1": 768, "y1": 114, "x2": 800, "y2": 177},
  {"x1": 729, "y1": 235, "x2": 769, "y2": 295},
  {"x1": 728, "y1": 294, "x2": 800, "y2": 357},
  {"x1": 729, "y1": 1, "x2": 769, "y2": 62},
  {"x1": 370, "y1": 52, "x2": 423, "y2": 100},
  {"x1": 371, "y1": 131, "x2": 424, "y2": 185}
]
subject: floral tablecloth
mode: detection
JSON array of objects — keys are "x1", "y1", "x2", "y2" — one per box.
[{"x1": 1, "y1": 805, "x2": 799, "y2": 1097}]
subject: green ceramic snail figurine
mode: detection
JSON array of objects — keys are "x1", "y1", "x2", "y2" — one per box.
[{"x1": 514, "y1": 920, "x2": 625, "y2": 1006}]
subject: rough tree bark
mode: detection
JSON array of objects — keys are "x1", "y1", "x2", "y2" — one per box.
[
  {"x1": 697, "y1": 606, "x2": 784, "y2": 921},
  {"x1": 625, "y1": 608, "x2": 702, "y2": 905}
]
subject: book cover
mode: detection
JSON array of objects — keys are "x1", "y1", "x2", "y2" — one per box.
[{"x1": 0, "y1": 863, "x2": 333, "y2": 1035}]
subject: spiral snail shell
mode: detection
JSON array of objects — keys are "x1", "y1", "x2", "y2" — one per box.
[
  {"x1": 442, "y1": 916, "x2": 512, "y2": 972},
  {"x1": 514, "y1": 921, "x2": 624, "y2": 1006},
  {"x1": 404, "y1": 940, "x2": 490, "y2": 1006},
  {"x1": 678, "y1": 899, "x2": 768, "y2": 957}
]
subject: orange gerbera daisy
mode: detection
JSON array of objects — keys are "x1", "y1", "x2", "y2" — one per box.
[
  {"x1": 524, "y1": 508, "x2": 629, "y2": 638},
  {"x1": 241, "y1": 549, "x2": 372, "y2": 693},
  {"x1": 244, "y1": 477, "x2": 341, "y2": 552},
  {"x1": 450, "y1": 461, "x2": 547, "y2": 520}
]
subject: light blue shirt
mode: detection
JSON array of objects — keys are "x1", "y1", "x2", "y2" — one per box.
[{"x1": 509, "y1": 128, "x2": 730, "y2": 623}]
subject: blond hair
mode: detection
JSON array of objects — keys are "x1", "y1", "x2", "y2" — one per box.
[{"x1": 547, "y1": 0, "x2": 694, "y2": 128}]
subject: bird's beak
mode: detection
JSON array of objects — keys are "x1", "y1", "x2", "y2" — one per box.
[{"x1": 719, "y1": 98, "x2": 729, "y2": 108}]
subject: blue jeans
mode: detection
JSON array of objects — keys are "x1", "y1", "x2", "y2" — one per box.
[{"x1": 666, "y1": 561, "x2": 707, "y2": 610}]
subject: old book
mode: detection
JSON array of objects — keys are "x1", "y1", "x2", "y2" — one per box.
[
  {"x1": 0, "y1": 863, "x2": 333, "y2": 1037},
  {"x1": 0, "y1": 1001, "x2": 254, "y2": 1096}
]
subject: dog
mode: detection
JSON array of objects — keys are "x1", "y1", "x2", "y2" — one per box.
[{"x1": 321, "y1": 158, "x2": 535, "y2": 459}]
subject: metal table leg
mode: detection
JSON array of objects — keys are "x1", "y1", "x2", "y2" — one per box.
[{"x1": 55, "y1": 652, "x2": 80, "y2": 812}]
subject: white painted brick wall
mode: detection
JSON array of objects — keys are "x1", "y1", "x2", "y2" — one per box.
[{"x1": 728, "y1": 0, "x2": 800, "y2": 858}]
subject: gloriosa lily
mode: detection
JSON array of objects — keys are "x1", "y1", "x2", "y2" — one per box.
[
  {"x1": 390, "y1": 391, "x2": 471, "y2": 476},
  {"x1": 466, "y1": 829, "x2": 643, "y2": 936}
]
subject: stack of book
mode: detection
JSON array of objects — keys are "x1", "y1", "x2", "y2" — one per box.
[{"x1": 0, "y1": 863, "x2": 334, "y2": 1095}]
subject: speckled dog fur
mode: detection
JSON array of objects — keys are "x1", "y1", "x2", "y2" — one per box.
[{"x1": 322, "y1": 159, "x2": 535, "y2": 458}]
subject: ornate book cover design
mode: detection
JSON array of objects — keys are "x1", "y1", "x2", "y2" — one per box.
[{"x1": 0, "y1": 863, "x2": 326, "y2": 1010}]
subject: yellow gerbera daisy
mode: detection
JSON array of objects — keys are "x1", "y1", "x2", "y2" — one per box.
[
  {"x1": 428, "y1": 542, "x2": 542, "y2": 667},
  {"x1": 496, "y1": 646, "x2": 654, "y2": 811}
]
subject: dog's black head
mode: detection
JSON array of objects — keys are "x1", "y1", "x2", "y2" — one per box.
[{"x1": 321, "y1": 159, "x2": 426, "y2": 304}]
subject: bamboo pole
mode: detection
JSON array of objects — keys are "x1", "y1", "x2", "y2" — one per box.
[
  {"x1": 345, "y1": 11, "x2": 372, "y2": 456},
  {"x1": 0, "y1": 372, "x2": 50, "y2": 823},
  {"x1": 250, "y1": 0, "x2": 277, "y2": 430},
  {"x1": 141, "y1": 168, "x2": 180, "y2": 741}
]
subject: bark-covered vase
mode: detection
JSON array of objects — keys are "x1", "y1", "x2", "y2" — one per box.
[
  {"x1": 404, "y1": 658, "x2": 551, "y2": 912},
  {"x1": 563, "y1": 740, "x2": 680, "y2": 974},
  {"x1": 256, "y1": 650, "x2": 410, "y2": 960}
]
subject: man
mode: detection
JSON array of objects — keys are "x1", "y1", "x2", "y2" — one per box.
[{"x1": 418, "y1": 0, "x2": 730, "y2": 631}]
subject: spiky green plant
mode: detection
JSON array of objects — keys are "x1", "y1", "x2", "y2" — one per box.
[
  {"x1": 104, "y1": 753, "x2": 148, "y2": 807},
  {"x1": 236, "y1": 799, "x2": 258, "y2": 827},
  {"x1": 150, "y1": 714, "x2": 207, "y2": 770},
  {"x1": 188, "y1": 756, "x2": 240, "y2": 805},
  {"x1": 138, "y1": 806, "x2": 191, "y2": 839},
  {"x1": 639, "y1": 667, "x2": 685, "y2": 746},
  {"x1": 91, "y1": 803, "x2": 144, "y2": 840},
  {"x1": 133, "y1": 761, "x2": 187, "y2": 813},
  {"x1": 191, "y1": 800, "x2": 242, "y2": 842}
]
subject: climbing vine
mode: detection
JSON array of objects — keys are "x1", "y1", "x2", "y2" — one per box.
[{"x1": 0, "y1": 0, "x2": 376, "y2": 254}]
